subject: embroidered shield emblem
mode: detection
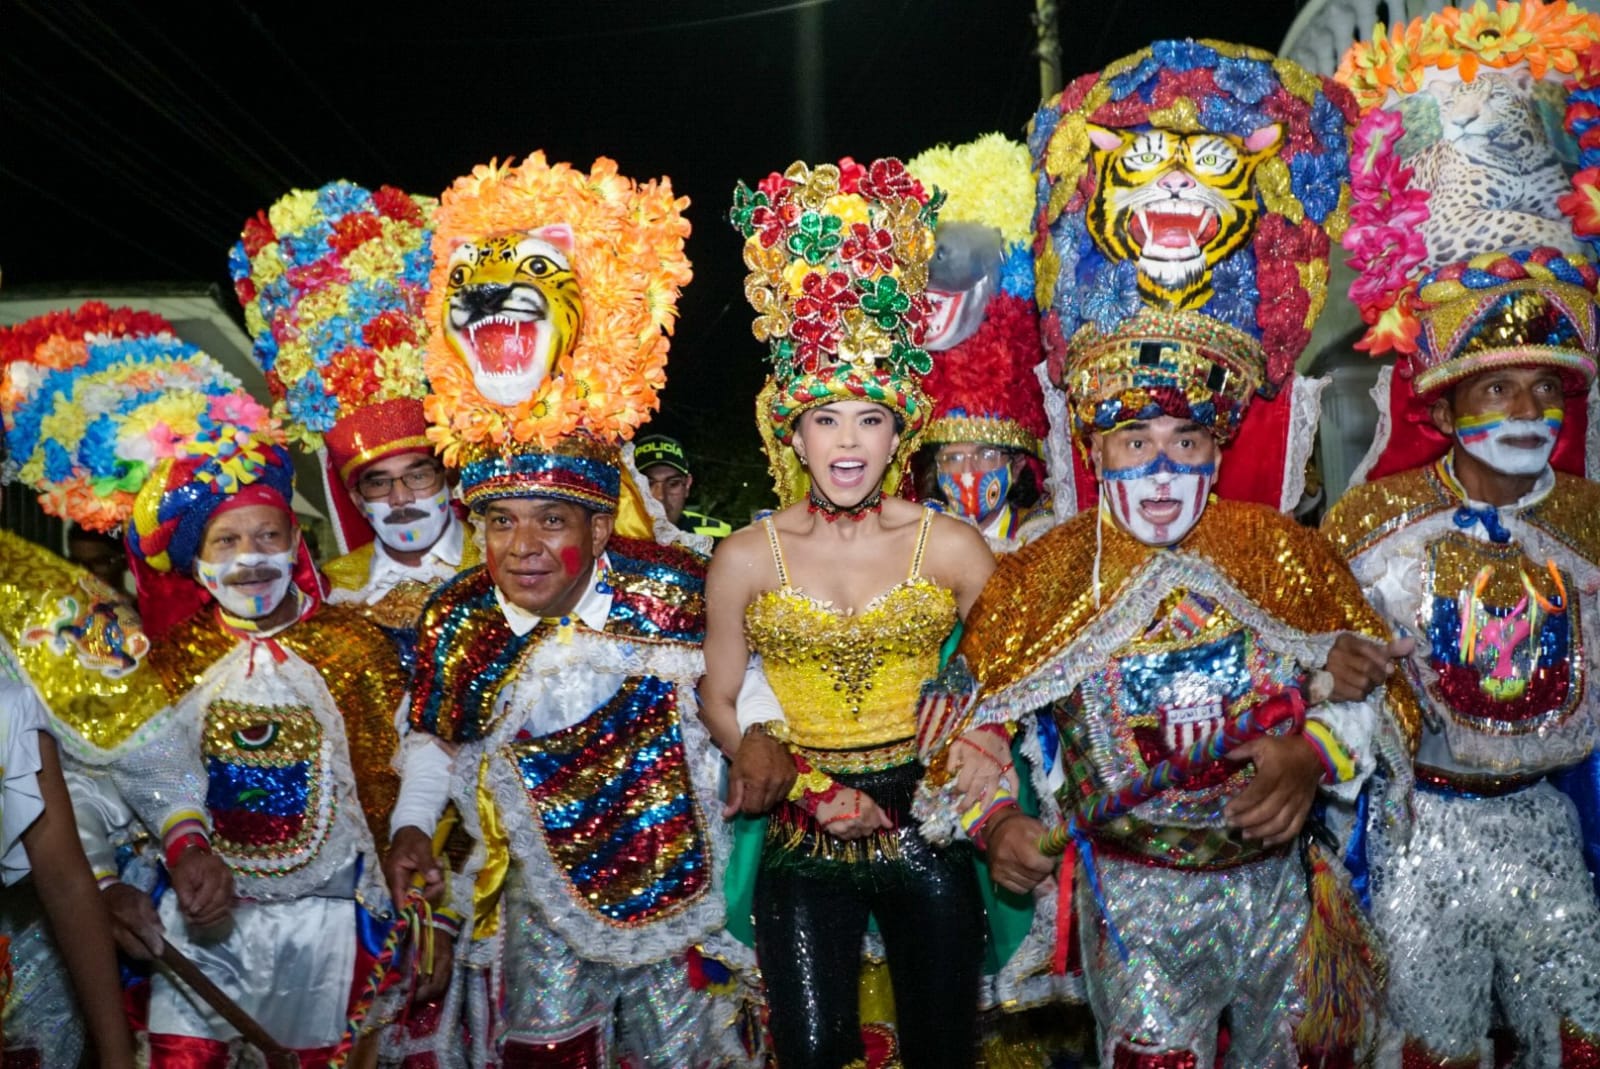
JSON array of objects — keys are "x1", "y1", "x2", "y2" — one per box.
[{"x1": 1160, "y1": 698, "x2": 1225, "y2": 753}]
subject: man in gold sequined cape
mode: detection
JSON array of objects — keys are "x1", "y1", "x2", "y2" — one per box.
[
  {"x1": 1324, "y1": 446, "x2": 1600, "y2": 1064},
  {"x1": 942, "y1": 495, "x2": 1420, "y2": 1067}
]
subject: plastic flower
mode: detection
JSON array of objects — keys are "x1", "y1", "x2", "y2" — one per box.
[
  {"x1": 1215, "y1": 56, "x2": 1276, "y2": 103},
  {"x1": 1357, "y1": 289, "x2": 1421, "y2": 355},
  {"x1": 793, "y1": 271, "x2": 858, "y2": 325},
  {"x1": 839, "y1": 223, "x2": 895, "y2": 276},
  {"x1": 1152, "y1": 39, "x2": 1216, "y2": 72},
  {"x1": 1290, "y1": 150, "x2": 1346, "y2": 223},
  {"x1": 1082, "y1": 259, "x2": 1142, "y2": 334},
  {"x1": 788, "y1": 211, "x2": 844, "y2": 265},
  {"x1": 1207, "y1": 251, "x2": 1260, "y2": 334},
  {"x1": 286, "y1": 372, "x2": 339, "y2": 433},
  {"x1": 1559, "y1": 166, "x2": 1600, "y2": 236},
  {"x1": 856, "y1": 275, "x2": 912, "y2": 329}
]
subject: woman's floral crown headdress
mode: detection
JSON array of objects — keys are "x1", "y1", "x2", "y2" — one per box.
[{"x1": 730, "y1": 157, "x2": 943, "y2": 506}]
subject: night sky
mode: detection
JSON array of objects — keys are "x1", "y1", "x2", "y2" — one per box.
[{"x1": 0, "y1": 0, "x2": 1301, "y2": 517}]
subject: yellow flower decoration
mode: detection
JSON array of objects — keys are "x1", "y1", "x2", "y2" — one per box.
[{"x1": 907, "y1": 133, "x2": 1035, "y2": 248}]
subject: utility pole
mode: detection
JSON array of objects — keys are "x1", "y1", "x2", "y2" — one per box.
[{"x1": 1036, "y1": 0, "x2": 1062, "y2": 101}]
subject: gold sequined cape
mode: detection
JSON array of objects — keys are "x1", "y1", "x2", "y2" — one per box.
[
  {"x1": 0, "y1": 529, "x2": 166, "y2": 757},
  {"x1": 146, "y1": 604, "x2": 406, "y2": 854},
  {"x1": 1323, "y1": 465, "x2": 1600, "y2": 567},
  {"x1": 322, "y1": 536, "x2": 484, "y2": 632},
  {"x1": 960, "y1": 499, "x2": 1423, "y2": 749}
]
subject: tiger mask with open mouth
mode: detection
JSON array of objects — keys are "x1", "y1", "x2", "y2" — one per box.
[
  {"x1": 442, "y1": 224, "x2": 584, "y2": 405},
  {"x1": 1085, "y1": 124, "x2": 1283, "y2": 311}
]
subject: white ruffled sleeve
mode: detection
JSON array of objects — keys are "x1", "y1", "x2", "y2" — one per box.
[{"x1": 0, "y1": 681, "x2": 50, "y2": 886}]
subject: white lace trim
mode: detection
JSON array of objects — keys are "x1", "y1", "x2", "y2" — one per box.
[
  {"x1": 1282, "y1": 374, "x2": 1330, "y2": 513},
  {"x1": 1587, "y1": 380, "x2": 1600, "y2": 484},
  {"x1": 1037, "y1": 360, "x2": 1082, "y2": 523},
  {"x1": 1347, "y1": 508, "x2": 1600, "y2": 775},
  {"x1": 1347, "y1": 365, "x2": 1394, "y2": 489},
  {"x1": 973, "y1": 554, "x2": 1338, "y2": 724},
  {"x1": 447, "y1": 644, "x2": 730, "y2": 967},
  {"x1": 111, "y1": 642, "x2": 390, "y2": 909}
]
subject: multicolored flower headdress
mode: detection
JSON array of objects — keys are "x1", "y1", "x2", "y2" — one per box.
[
  {"x1": 0, "y1": 302, "x2": 300, "y2": 637},
  {"x1": 1032, "y1": 39, "x2": 1354, "y2": 510},
  {"x1": 424, "y1": 154, "x2": 691, "y2": 516},
  {"x1": 230, "y1": 180, "x2": 437, "y2": 552},
  {"x1": 0, "y1": 302, "x2": 279, "y2": 535},
  {"x1": 1337, "y1": 1, "x2": 1600, "y2": 482},
  {"x1": 907, "y1": 134, "x2": 1049, "y2": 460},
  {"x1": 731, "y1": 158, "x2": 943, "y2": 506}
]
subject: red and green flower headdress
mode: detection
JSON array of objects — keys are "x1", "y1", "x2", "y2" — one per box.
[{"x1": 730, "y1": 158, "x2": 943, "y2": 506}]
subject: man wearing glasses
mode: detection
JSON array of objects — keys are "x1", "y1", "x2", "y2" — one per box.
[
  {"x1": 923, "y1": 442, "x2": 1052, "y2": 553},
  {"x1": 319, "y1": 403, "x2": 479, "y2": 671}
]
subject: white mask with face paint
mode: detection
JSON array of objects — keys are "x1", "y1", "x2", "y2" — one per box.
[
  {"x1": 1100, "y1": 454, "x2": 1215, "y2": 547},
  {"x1": 1456, "y1": 410, "x2": 1562, "y2": 477},
  {"x1": 194, "y1": 551, "x2": 296, "y2": 619},
  {"x1": 360, "y1": 487, "x2": 453, "y2": 555}
]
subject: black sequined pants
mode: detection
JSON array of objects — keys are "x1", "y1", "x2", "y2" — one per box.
[{"x1": 754, "y1": 761, "x2": 984, "y2": 1069}]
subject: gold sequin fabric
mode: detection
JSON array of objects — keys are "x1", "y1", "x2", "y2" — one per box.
[
  {"x1": 0, "y1": 530, "x2": 166, "y2": 754},
  {"x1": 961, "y1": 499, "x2": 1422, "y2": 750},
  {"x1": 149, "y1": 603, "x2": 405, "y2": 855},
  {"x1": 746, "y1": 580, "x2": 957, "y2": 751},
  {"x1": 1324, "y1": 465, "x2": 1600, "y2": 567},
  {"x1": 323, "y1": 536, "x2": 484, "y2": 632}
]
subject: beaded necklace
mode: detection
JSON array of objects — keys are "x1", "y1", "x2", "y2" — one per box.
[{"x1": 807, "y1": 488, "x2": 884, "y2": 523}]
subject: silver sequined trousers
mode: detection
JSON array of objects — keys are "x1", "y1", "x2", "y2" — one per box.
[
  {"x1": 1081, "y1": 849, "x2": 1306, "y2": 1069},
  {"x1": 1370, "y1": 782, "x2": 1600, "y2": 1066},
  {"x1": 500, "y1": 880, "x2": 736, "y2": 1068}
]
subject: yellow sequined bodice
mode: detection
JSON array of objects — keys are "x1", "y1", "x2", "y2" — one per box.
[{"x1": 745, "y1": 511, "x2": 958, "y2": 751}]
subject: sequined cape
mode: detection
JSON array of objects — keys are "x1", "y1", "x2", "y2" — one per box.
[
  {"x1": 410, "y1": 535, "x2": 708, "y2": 745},
  {"x1": 1323, "y1": 465, "x2": 1600, "y2": 568},
  {"x1": 0, "y1": 530, "x2": 165, "y2": 762},
  {"x1": 322, "y1": 533, "x2": 483, "y2": 675},
  {"x1": 1324, "y1": 463, "x2": 1600, "y2": 773},
  {"x1": 144, "y1": 604, "x2": 406, "y2": 856},
  {"x1": 960, "y1": 499, "x2": 1423, "y2": 751}
]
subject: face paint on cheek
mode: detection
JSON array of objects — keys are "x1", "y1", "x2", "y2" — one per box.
[{"x1": 559, "y1": 545, "x2": 582, "y2": 577}]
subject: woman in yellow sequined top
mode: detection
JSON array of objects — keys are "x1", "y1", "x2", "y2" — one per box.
[{"x1": 703, "y1": 399, "x2": 1002, "y2": 1069}]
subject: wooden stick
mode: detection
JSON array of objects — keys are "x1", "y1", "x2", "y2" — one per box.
[{"x1": 157, "y1": 939, "x2": 300, "y2": 1069}]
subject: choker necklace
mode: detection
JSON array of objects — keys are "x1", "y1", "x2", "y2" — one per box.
[{"x1": 808, "y1": 488, "x2": 883, "y2": 523}]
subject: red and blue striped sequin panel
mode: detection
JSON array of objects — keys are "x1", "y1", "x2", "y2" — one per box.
[
  {"x1": 202, "y1": 700, "x2": 328, "y2": 871},
  {"x1": 504, "y1": 675, "x2": 709, "y2": 927}
]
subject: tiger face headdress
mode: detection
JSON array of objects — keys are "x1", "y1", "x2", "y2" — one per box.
[
  {"x1": 1032, "y1": 39, "x2": 1355, "y2": 511},
  {"x1": 424, "y1": 154, "x2": 691, "y2": 517}
]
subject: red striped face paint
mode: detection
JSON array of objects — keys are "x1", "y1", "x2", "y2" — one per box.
[{"x1": 559, "y1": 545, "x2": 582, "y2": 576}]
